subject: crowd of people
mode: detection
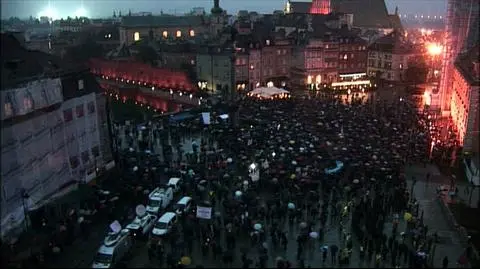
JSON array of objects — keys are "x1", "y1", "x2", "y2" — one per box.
[
  {"x1": 4, "y1": 89, "x2": 468, "y2": 268},
  {"x1": 118, "y1": 91, "x2": 442, "y2": 268}
]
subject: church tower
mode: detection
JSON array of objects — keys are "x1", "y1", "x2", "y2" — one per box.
[
  {"x1": 310, "y1": 0, "x2": 330, "y2": 15},
  {"x1": 210, "y1": 0, "x2": 225, "y2": 37}
]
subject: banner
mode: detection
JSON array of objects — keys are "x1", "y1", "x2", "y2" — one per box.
[
  {"x1": 196, "y1": 206, "x2": 212, "y2": 219},
  {"x1": 201, "y1": 112, "x2": 211, "y2": 125}
]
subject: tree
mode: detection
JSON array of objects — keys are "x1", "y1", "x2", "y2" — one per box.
[
  {"x1": 180, "y1": 62, "x2": 197, "y2": 81},
  {"x1": 405, "y1": 59, "x2": 428, "y2": 87}
]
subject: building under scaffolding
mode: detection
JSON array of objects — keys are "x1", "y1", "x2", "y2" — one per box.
[{"x1": 439, "y1": 0, "x2": 479, "y2": 115}]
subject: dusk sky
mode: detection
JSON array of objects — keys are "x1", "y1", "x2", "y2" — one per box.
[{"x1": 1, "y1": 0, "x2": 447, "y2": 19}]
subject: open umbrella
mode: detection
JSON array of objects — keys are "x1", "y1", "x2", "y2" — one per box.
[
  {"x1": 299, "y1": 222, "x2": 307, "y2": 229},
  {"x1": 235, "y1": 191, "x2": 242, "y2": 197},
  {"x1": 309, "y1": 232, "x2": 319, "y2": 239},
  {"x1": 180, "y1": 256, "x2": 191, "y2": 265},
  {"x1": 353, "y1": 179, "x2": 360, "y2": 184},
  {"x1": 288, "y1": 202, "x2": 295, "y2": 209},
  {"x1": 254, "y1": 223, "x2": 262, "y2": 231}
]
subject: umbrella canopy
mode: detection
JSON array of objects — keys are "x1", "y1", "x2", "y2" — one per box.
[
  {"x1": 180, "y1": 256, "x2": 191, "y2": 265},
  {"x1": 254, "y1": 223, "x2": 262, "y2": 230}
]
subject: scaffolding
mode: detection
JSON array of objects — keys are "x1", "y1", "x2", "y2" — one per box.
[{"x1": 439, "y1": 0, "x2": 478, "y2": 114}]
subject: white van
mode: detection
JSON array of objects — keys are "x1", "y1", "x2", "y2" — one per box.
[
  {"x1": 146, "y1": 187, "x2": 174, "y2": 215},
  {"x1": 174, "y1": 196, "x2": 192, "y2": 215},
  {"x1": 151, "y1": 212, "x2": 177, "y2": 236},
  {"x1": 92, "y1": 229, "x2": 132, "y2": 268},
  {"x1": 168, "y1": 177, "x2": 182, "y2": 193}
]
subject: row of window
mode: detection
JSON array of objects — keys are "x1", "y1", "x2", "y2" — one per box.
[
  {"x1": 339, "y1": 45, "x2": 366, "y2": 51},
  {"x1": 63, "y1": 101, "x2": 96, "y2": 122},
  {"x1": 339, "y1": 63, "x2": 366, "y2": 69},
  {"x1": 133, "y1": 29, "x2": 195, "y2": 41},
  {"x1": 69, "y1": 146, "x2": 100, "y2": 169}
]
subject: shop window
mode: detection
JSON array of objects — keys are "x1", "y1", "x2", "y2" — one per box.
[
  {"x1": 134, "y1": 32, "x2": 140, "y2": 41},
  {"x1": 189, "y1": 30, "x2": 195, "y2": 37},
  {"x1": 163, "y1": 31, "x2": 168, "y2": 38},
  {"x1": 176, "y1": 30, "x2": 182, "y2": 38}
]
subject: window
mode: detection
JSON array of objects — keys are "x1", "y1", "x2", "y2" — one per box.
[
  {"x1": 87, "y1": 101, "x2": 95, "y2": 114},
  {"x1": 350, "y1": 53, "x2": 354, "y2": 59},
  {"x1": 189, "y1": 30, "x2": 195, "y2": 37},
  {"x1": 343, "y1": 54, "x2": 348, "y2": 60},
  {"x1": 277, "y1": 50, "x2": 281, "y2": 55},
  {"x1": 4, "y1": 102, "x2": 12, "y2": 117},
  {"x1": 92, "y1": 146, "x2": 100, "y2": 157},
  {"x1": 163, "y1": 31, "x2": 168, "y2": 38},
  {"x1": 63, "y1": 108, "x2": 73, "y2": 122},
  {"x1": 76, "y1": 104, "x2": 84, "y2": 118},
  {"x1": 266, "y1": 40, "x2": 270, "y2": 46},
  {"x1": 23, "y1": 95, "x2": 33, "y2": 111},
  {"x1": 69, "y1": 156, "x2": 79, "y2": 169},
  {"x1": 134, "y1": 32, "x2": 140, "y2": 41},
  {"x1": 81, "y1": 150, "x2": 90, "y2": 164},
  {"x1": 78, "y1": 79, "x2": 84, "y2": 90},
  {"x1": 176, "y1": 30, "x2": 182, "y2": 38}
]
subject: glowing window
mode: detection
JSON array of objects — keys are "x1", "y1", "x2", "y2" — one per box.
[
  {"x1": 134, "y1": 32, "x2": 140, "y2": 41},
  {"x1": 266, "y1": 40, "x2": 270, "y2": 46},
  {"x1": 176, "y1": 30, "x2": 182, "y2": 38},
  {"x1": 4, "y1": 102, "x2": 12, "y2": 117},
  {"x1": 23, "y1": 96, "x2": 33, "y2": 111},
  {"x1": 307, "y1": 75, "x2": 312, "y2": 84},
  {"x1": 267, "y1": 81, "x2": 274, "y2": 87},
  {"x1": 343, "y1": 54, "x2": 348, "y2": 60},
  {"x1": 162, "y1": 31, "x2": 168, "y2": 38},
  {"x1": 315, "y1": 75, "x2": 321, "y2": 84},
  {"x1": 189, "y1": 30, "x2": 195, "y2": 37}
]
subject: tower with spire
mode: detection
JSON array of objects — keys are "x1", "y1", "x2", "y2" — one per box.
[{"x1": 210, "y1": 0, "x2": 225, "y2": 37}]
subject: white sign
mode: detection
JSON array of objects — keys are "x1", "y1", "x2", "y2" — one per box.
[
  {"x1": 196, "y1": 206, "x2": 212, "y2": 219},
  {"x1": 201, "y1": 112, "x2": 211, "y2": 125},
  {"x1": 109, "y1": 220, "x2": 122, "y2": 233}
]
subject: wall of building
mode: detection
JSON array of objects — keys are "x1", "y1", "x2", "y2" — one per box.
[
  {"x1": 119, "y1": 26, "x2": 205, "y2": 45},
  {"x1": 196, "y1": 53, "x2": 234, "y2": 96},
  {"x1": 451, "y1": 67, "x2": 479, "y2": 152}
]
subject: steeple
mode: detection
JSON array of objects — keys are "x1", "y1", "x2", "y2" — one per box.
[
  {"x1": 113, "y1": 11, "x2": 116, "y2": 18},
  {"x1": 395, "y1": 6, "x2": 399, "y2": 16},
  {"x1": 211, "y1": 0, "x2": 223, "y2": 14}
]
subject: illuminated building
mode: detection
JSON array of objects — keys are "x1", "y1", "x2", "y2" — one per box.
[
  {"x1": 450, "y1": 46, "x2": 479, "y2": 154},
  {"x1": 439, "y1": 0, "x2": 479, "y2": 114}
]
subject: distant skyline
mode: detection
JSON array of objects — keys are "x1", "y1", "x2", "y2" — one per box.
[{"x1": 1, "y1": 0, "x2": 447, "y2": 19}]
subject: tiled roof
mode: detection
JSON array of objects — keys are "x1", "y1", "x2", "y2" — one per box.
[
  {"x1": 455, "y1": 45, "x2": 480, "y2": 86},
  {"x1": 289, "y1": 1, "x2": 312, "y2": 14},
  {"x1": 332, "y1": 0, "x2": 391, "y2": 29},
  {"x1": 121, "y1": 15, "x2": 205, "y2": 28},
  {"x1": 1, "y1": 33, "x2": 81, "y2": 89},
  {"x1": 368, "y1": 31, "x2": 412, "y2": 54}
]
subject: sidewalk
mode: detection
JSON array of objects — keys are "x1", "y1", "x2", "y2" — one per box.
[{"x1": 405, "y1": 164, "x2": 471, "y2": 268}]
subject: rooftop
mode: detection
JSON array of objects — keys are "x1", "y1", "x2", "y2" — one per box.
[
  {"x1": 121, "y1": 15, "x2": 205, "y2": 28},
  {"x1": 368, "y1": 31, "x2": 413, "y2": 54},
  {"x1": 331, "y1": 0, "x2": 391, "y2": 29},
  {"x1": 1, "y1": 33, "x2": 83, "y2": 90}
]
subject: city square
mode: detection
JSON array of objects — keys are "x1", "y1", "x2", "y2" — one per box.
[{"x1": 1, "y1": 0, "x2": 478, "y2": 268}]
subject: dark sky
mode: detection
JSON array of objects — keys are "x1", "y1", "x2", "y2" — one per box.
[{"x1": 1, "y1": 0, "x2": 447, "y2": 19}]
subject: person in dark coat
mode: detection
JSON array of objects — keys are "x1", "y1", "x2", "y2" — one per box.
[
  {"x1": 442, "y1": 256, "x2": 449, "y2": 269},
  {"x1": 330, "y1": 244, "x2": 339, "y2": 264}
]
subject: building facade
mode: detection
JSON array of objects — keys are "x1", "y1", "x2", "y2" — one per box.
[
  {"x1": 1, "y1": 34, "x2": 113, "y2": 239},
  {"x1": 196, "y1": 47, "x2": 235, "y2": 100},
  {"x1": 367, "y1": 31, "x2": 414, "y2": 81},
  {"x1": 450, "y1": 46, "x2": 479, "y2": 153}
]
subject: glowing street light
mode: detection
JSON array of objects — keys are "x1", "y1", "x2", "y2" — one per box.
[{"x1": 426, "y1": 43, "x2": 443, "y2": 56}]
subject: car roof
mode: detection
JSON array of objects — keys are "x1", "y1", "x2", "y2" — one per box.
[
  {"x1": 177, "y1": 196, "x2": 192, "y2": 205},
  {"x1": 168, "y1": 177, "x2": 181, "y2": 184},
  {"x1": 158, "y1": 212, "x2": 176, "y2": 222},
  {"x1": 98, "y1": 245, "x2": 115, "y2": 255}
]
